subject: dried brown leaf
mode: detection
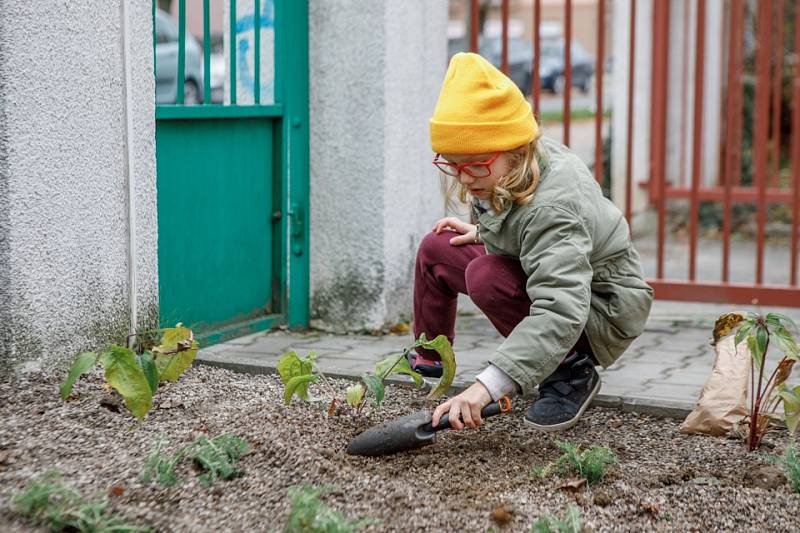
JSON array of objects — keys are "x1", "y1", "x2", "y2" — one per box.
[
  {"x1": 489, "y1": 504, "x2": 512, "y2": 525},
  {"x1": 389, "y1": 322, "x2": 410, "y2": 334},
  {"x1": 639, "y1": 501, "x2": 660, "y2": 515},
  {"x1": 557, "y1": 477, "x2": 587, "y2": 493},
  {"x1": 327, "y1": 399, "x2": 337, "y2": 418}
]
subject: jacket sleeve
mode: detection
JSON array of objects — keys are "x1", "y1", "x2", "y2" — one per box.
[{"x1": 490, "y1": 205, "x2": 593, "y2": 396}]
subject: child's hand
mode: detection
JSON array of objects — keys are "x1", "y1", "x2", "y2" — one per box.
[
  {"x1": 432, "y1": 217, "x2": 478, "y2": 246},
  {"x1": 432, "y1": 381, "x2": 492, "y2": 430}
]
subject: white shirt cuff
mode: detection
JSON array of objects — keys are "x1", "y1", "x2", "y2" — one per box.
[{"x1": 476, "y1": 364, "x2": 520, "y2": 402}]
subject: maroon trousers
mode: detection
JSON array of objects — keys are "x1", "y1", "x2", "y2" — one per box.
[{"x1": 413, "y1": 230, "x2": 592, "y2": 362}]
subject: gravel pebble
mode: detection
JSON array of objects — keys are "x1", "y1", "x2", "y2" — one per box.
[{"x1": 1, "y1": 366, "x2": 799, "y2": 532}]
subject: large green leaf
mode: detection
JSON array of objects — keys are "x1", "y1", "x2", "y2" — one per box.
[
  {"x1": 363, "y1": 373, "x2": 385, "y2": 407},
  {"x1": 99, "y1": 346, "x2": 153, "y2": 420},
  {"x1": 778, "y1": 385, "x2": 800, "y2": 434},
  {"x1": 767, "y1": 313, "x2": 800, "y2": 334},
  {"x1": 747, "y1": 335, "x2": 763, "y2": 374},
  {"x1": 773, "y1": 326, "x2": 800, "y2": 362},
  {"x1": 414, "y1": 334, "x2": 457, "y2": 399},
  {"x1": 374, "y1": 354, "x2": 423, "y2": 387},
  {"x1": 59, "y1": 352, "x2": 99, "y2": 400},
  {"x1": 283, "y1": 374, "x2": 318, "y2": 405},
  {"x1": 734, "y1": 323, "x2": 753, "y2": 348},
  {"x1": 277, "y1": 351, "x2": 315, "y2": 401},
  {"x1": 153, "y1": 326, "x2": 198, "y2": 382},
  {"x1": 756, "y1": 326, "x2": 769, "y2": 358},
  {"x1": 137, "y1": 352, "x2": 159, "y2": 394}
]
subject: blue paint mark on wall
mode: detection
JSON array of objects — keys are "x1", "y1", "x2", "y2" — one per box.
[
  {"x1": 235, "y1": 0, "x2": 275, "y2": 102},
  {"x1": 238, "y1": 39, "x2": 253, "y2": 92}
]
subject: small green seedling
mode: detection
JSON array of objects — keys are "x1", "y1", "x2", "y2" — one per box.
[
  {"x1": 532, "y1": 441, "x2": 617, "y2": 486},
  {"x1": 12, "y1": 470, "x2": 150, "y2": 532},
  {"x1": 60, "y1": 324, "x2": 198, "y2": 420},
  {"x1": 140, "y1": 437, "x2": 184, "y2": 487},
  {"x1": 772, "y1": 441, "x2": 800, "y2": 494},
  {"x1": 283, "y1": 485, "x2": 377, "y2": 533},
  {"x1": 278, "y1": 333, "x2": 456, "y2": 415},
  {"x1": 188, "y1": 434, "x2": 250, "y2": 486},
  {"x1": 140, "y1": 434, "x2": 250, "y2": 488},
  {"x1": 529, "y1": 505, "x2": 582, "y2": 533}
]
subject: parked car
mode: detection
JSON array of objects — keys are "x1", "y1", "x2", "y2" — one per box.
[
  {"x1": 538, "y1": 38, "x2": 595, "y2": 95},
  {"x1": 447, "y1": 36, "x2": 595, "y2": 96},
  {"x1": 155, "y1": 9, "x2": 204, "y2": 105},
  {"x1": 448, "y1": 36, "x2": 533, "y2": 95}
]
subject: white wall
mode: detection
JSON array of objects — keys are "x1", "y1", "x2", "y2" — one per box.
[
  {"x1": 0, "y1": 2, "x2": 157, "y2": 370},
  {"x1": 308, "y1": 0, "x2": 449, "y2": 332}
]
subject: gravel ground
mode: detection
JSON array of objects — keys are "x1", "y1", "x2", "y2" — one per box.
[{"x1": 1, "y1": 365, "x2": 798, "y2": 532}]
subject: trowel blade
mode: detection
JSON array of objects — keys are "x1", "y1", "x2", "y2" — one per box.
[{"x1": 346, "y1": 410, "x2": 438, "y2": 457}]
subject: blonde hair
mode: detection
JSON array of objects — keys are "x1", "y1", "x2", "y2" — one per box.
[{"x1": 440, "y1": 136, "x2": 547, "y2": 216}]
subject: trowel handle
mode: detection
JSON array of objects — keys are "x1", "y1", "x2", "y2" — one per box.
[{"x1": 424, "y1": 396, "x2": 512, "y2": 432}]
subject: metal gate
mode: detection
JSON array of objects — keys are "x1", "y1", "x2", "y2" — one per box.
[
  {"x1": 461, "y1": 0, "x2": 800, "y2": 307},
  {"x1": 647, "y1": 0, "x2": 800, "y2": 306},
  {"x1": 153, "y1": 0, "x2": 309, "y2": 344}
]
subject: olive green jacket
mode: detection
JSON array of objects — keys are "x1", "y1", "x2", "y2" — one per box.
[{"x1": 474, "y1": 137, "x2": 653, "y2": 396}]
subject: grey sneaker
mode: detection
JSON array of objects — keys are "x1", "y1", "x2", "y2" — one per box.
[{"x1": 524, "y1": 351, "x2": 600, "y2": 432}]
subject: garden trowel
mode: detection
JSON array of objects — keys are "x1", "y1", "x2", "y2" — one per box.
[{"x1": 346, "y1": 396, "x2": 512, "y2": 457}]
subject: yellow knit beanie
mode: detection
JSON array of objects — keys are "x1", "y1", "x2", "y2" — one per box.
[{"x1": 430, "y1": 53, "x2": 538, "y2": 154}]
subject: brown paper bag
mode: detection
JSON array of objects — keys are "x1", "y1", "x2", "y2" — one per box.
[{"x1": 680, "y1": 313, "x2": 751, "y2": 436}]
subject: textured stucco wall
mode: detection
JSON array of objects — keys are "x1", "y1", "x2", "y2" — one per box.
[
  {"x1": 0, "y1": 2, "x2": 157, "y2": 371},
  {"x1": 309, "y1": 0, "x2": 448, "y2": 332}
]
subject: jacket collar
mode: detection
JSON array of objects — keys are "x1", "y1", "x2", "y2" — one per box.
[{"x1": 474, "y1": 201, "x2": 513, "y2": 233}]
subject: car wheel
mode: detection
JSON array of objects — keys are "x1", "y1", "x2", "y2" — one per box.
[
  {"x1": 553, "y1": 74, "x2": 565, "y2": 95},
  {"x1": 580, "y1": 74, "x2": 594, "y2": 95},
  {"x1": 182, "y1": 80, "x2": 200, "y2": 105},
  {"x1": 522, "y1": 73, "x2": 532, "y2": 97}
]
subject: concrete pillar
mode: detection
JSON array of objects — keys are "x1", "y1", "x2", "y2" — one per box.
[
  {"x1": 0, "y1": 2, "x2": 157, "y2": 370},
  {"x1": 308, "y1": 0, "x2": 448, "y2": 332}
]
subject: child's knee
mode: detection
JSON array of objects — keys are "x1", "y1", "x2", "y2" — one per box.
[
  {"x1": 464, "y1": 256, "x2": 497, "y2": 306},
  {"x1": 417, "y1": 231, "x2": 456, "y2": 266}
]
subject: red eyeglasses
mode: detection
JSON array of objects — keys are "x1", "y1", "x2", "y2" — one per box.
[{"x1": 432, "y1": 152, "x2": 501, "y2": 178}]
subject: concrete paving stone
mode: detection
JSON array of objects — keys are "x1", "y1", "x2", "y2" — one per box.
[
  {"x1": 599, "y1": 363, "x2": 677, "y2": 382},
  {"x1": 627, "y1": 349, "x2": 703, "y2": 364},
  {"x1": 635, "y1": 382, "x2": 703, "y2": 402},
  {"x1": 659, "y1": 371, "x2": 711, "y2": 388}
]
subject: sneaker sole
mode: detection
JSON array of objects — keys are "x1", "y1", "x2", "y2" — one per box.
[{"x1": 523, "y1": 378, "x2": 602, "y2": 433}]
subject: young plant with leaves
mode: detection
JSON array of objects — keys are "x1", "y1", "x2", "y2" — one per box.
[
  {"x1": 278, "y1": 333, "x2": 456, "y2": 415},
  {"x1": 140, "y1": 437, "x2": 184, "y2": 487},
  {"x1": 283, "y1": 485, "x2": 377, "y2": 533},
  {"x1": 12, "y1": 470, "x2": 150, "y2": 532},
  {"x1": 529, "y1": 505, "x2": 582, "y2": 533},
  {"x1": 60, "y1": 325, "x2": 198, "y2": 420},
  {"x1": 732, "y1": 312, "x2": 800, "y2": 450},
  {"x1": 532, "y1": 441, "x2": 617, "y2": 486},
  {"x1": 188, "y1": 433, "x2": 250, "y2": 486},
  {"x1": 772, "y1": 441, "x2": 800, "y2": 494}
]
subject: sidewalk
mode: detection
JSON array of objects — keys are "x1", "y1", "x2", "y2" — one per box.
[{"x1": 196, "y1": 298, "x2": 800, "y2": 419}]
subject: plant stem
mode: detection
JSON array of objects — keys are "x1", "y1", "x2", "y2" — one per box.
[
  {"x1": 760, "y1": 357, "x2": 790, "y2": 412},
  {"x1": 748, "y1": 334, "x2": 770, "y2": 451},
  {"x1": 356, "y1": 346, "x2": 414, "y2": 412},
  {"x1": 312, "y1": 364, "x2": 340, "y2": 404}
]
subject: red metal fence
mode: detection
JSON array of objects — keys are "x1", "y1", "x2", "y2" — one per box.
[{"x1": 464, "y1": 0, "x2": 800, "y2": 307}]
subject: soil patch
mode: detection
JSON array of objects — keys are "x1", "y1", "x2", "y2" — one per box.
[{"x1": 1, "y1": 366, "x2": 798, "y2": 532}]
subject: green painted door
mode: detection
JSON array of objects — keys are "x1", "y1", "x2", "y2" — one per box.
[{"x1": 154, "y1": 0, "x2": 309, "y2": 344}]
